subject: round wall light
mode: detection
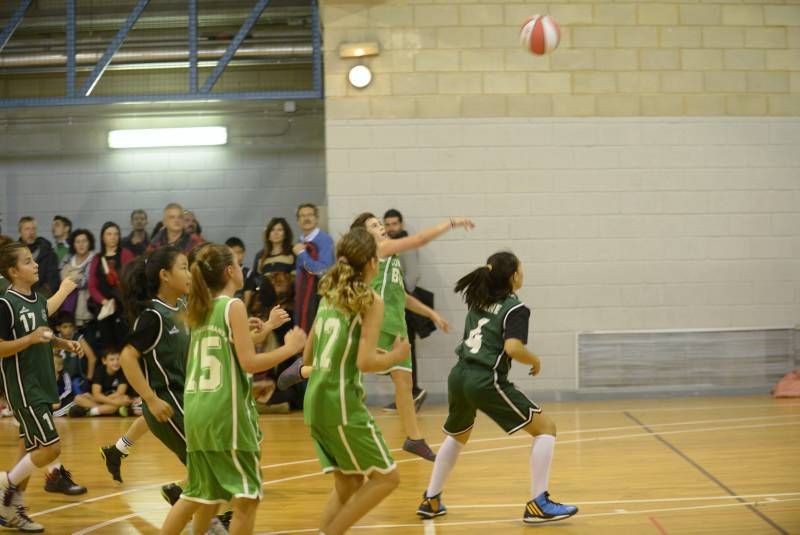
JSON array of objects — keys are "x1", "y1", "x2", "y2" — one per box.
[{"x1": 347, "y1": 65, "x2": 372, "y2": 89}]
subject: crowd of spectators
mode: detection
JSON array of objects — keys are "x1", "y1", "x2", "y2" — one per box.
[{"x1": 0, "y1": 201, "x2": 338, "y2": 417}]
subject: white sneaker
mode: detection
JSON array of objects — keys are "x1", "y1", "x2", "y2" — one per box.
[
  {"x1": 0, "y1": 471, "x2": 16, "y2": 526},
  {"x1": 7, "y1": 492, "x2": 44, "y2": 533}
]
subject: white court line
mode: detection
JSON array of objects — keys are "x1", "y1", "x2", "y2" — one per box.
[
  {"x1": 260, "y1": 401, "x2": 800, "y2": 421},
  {"x1": 256, "y1": 413, "x2": 800, "y2": 471},
  {"x1": 71, "y1": 507, "x2": 167, "y2": 535},
  {"x1": 447, "y1": 492, "x2": 800, "y2": 509},
  {"x1": 68, "y1": 422, "x2": 800, "y2": 535},
  {"x1": 257, "y1": 497, "x2": 800, "y2": 534},
  {"x1": 33, "y1": 416, "x2": 800, "y2": 521}
]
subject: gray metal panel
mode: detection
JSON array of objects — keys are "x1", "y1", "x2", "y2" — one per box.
[{"x1": 578, "y1": 329, "x2": 795, "y2": 390}]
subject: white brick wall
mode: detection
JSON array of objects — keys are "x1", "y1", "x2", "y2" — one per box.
[
  {"x1": 0, "y1": 114, "x2": 326, "y2": 257},
  {"x1": 327, "y1": 117, "x2": 800, "y2": 398}
]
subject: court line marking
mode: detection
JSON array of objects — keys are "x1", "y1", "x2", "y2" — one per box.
[
  {"x1": 62, "y1": 420, "x2": 800, "y2": 533},
  {"x1": 255, "y1": 401, "x2": 800, "y2": 421},
  {"x1": 625, "y1": 411, "x2": 789, "y2": 535},
  {"x1": 71, "y1": 495, "x2": 800, "y2": 535},
  {"x1": 32, "y1": 417, "x2": 800, "y2": 520},
  {"x1": 256, "y1": 497, "x2": 800, "y2": 534},
  {"x1": 255, "y1": 413, "x2": 800, "y2": 471},
  {"x1": 445, "y1": 492, "x2": 800, "y2": 509}
]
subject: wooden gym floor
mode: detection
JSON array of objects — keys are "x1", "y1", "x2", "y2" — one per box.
[{"x1": 1, "y1": 395, "x2": 798, "y2": 534}]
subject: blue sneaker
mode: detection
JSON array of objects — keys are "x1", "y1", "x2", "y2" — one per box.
[
  {"x1": 416, "y1": 491, "x2": 447, "y2": 519},
  {"x1": 523, "y1": 491, "x2": 578, "y2": 524}
]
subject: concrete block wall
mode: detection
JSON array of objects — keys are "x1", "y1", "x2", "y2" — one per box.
[
  {"x1": 327, "y1": 117, "x2": 800, "y2": 398},
  {"x1": 321, "y1": 0, "x2": 800, "y2": 399},
  {"x1": 322, "y1": 0, "x2": 800, "y2": 119},
  {"x1": 0, "y1": 111, "x2": 326, "y2": 256}
]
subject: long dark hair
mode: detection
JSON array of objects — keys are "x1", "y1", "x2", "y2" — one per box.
[
  {"x1": 454, "y1": 251, "x2": 520, "y2": 311},
  {"x1": 99, "y1": 221, "x2": 121, "y2": 256},
  {"x1": 121, "y1": 246, "x2": 183, "y2": 325},
  {"x1": 261, "y1": 217, "x2": 293, "y2": 267}
]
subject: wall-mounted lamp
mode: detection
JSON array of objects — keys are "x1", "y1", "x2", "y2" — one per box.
[{"x1": 339, "y1": 41, "x2": 380, "y2": 89}]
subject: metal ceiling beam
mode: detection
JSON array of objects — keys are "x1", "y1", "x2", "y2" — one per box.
[
  {"x1": 188, "y1": 0, "x2": 198, "y2": 92},
  {"x1": 78, "y1": 0, "x2": 151, "y2": 96},
  {"x1": 66, "y1": 0, "x2": 76, "y2": 97},
  {"x1": 201, "y1": 0, "x2": 271, "y2": 93},
  {"x1": 0, "y1": 0, "x2": 33, "y2": 54}
]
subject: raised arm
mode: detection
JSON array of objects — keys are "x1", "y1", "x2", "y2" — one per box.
[
  {"x1": 405, "y1": 293, "x2": 450, "y2": 333},
  {"x1": 378, "y1": 217, "x2": 474, "y2": 257}
]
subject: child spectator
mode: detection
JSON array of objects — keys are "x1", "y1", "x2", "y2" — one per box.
[
  {"x1": 69, "y1": 351, "x2": 132, "y2": 417},
  {"x1": 53, "y1": 312, "x2": 96, "y2": 394},
  {"x1": 53, "y1": 351, "x2": 76, "y2": 417}
]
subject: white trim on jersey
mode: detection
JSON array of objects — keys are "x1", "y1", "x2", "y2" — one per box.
[
  {"x1": 224, "y1": 298, "x2": 238, "y2": 451},
  {"x1": 338, "y1": 316, "x2": 360, "y2": 426},
  {"x1": 367, "y1": 421, "x2": 392, "y2": 467},
  {"x1": 378, "y1": 257, "x2": 392, "y2": 298},
  {"x1": 337, "y1": 424, "x2": 363, "y2": 472}
]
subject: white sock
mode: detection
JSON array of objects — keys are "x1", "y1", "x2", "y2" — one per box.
[
  {"x1": 47, "y1": 463, "x2": 62, "y2": 475},
  {"x1": 530, "y1": 434, "x2": 555, "y2": 499},
  {"x1": 8, "y1": 454, "x2": 37, "y2": 486},
  {"x1": 116, "y1": 435, "x2": 134, "y2": 455},
  {"x1": 425, "y1": 436, "x2": 464, "y2": 498},
  {"x1": 89, "y1": 407, "x2": 100, "y2": 416}
]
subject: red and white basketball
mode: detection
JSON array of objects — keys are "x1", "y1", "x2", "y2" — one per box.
[{"x1": 520, "y1": 15, "x2": 561, "y2": 56}]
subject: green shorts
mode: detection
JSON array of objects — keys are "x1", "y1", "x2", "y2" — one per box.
[
  {"x1": 182, "y1": 450, "x2": 262, "y2": 504},
  {"x1": 376, "y1": 331, "x2": 412, "y2": 375},
  {"x1": 16, "y1": 403, "x2": 59, "y2": 451},
  {"x1": 443, "y1": 361, "x2": 541, "y2": 436},
  {"x1": 143, "y1": 392, "x2": 187, "y2": 465},
  {"x1": 310, "y1": 422, "x2": 396, "y2": 476}
]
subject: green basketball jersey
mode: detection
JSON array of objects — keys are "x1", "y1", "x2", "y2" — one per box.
[
  {"x1": 371, "y1": 255, "x2": 407, "y2": 337},
  {"x1": 304, "y1": 298, "x2": 371, "y2": 427},
  {"x1": 455, "y1": 295, "x2": 526, "y2": 376},
  {"x1": 137, "y1": 298, "x2": 189, "y2": 403},
  {"x1": 0, "y1": 288, "x2": 57, "y2": 408},
  {"x1": 184, "y1": 296, "x2": 260, "y2": 452}
]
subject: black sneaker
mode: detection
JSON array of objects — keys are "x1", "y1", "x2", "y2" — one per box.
[
  {"x1": 161, "y1": 482, "x2": 183, "y2": 505},
  {"x1": 68, "y1": 405, "x2": 89, "y2": 418},
  {"x1": 413, "y1": 389, "x2": 428, "y2": 412},
  {"x1": 216, "y1": 510, "x2": 233, "y2": 530},
  {"x1": 100, "y1": 445, "x2": 127, "y2": 483},
  {"x1": 44, "y1": 466, "x2": 87, "y2": 495},
  {"x1": 416, "y1": 491, "x2": 447, "y2": 519},
  {"x1": 402, "y1": 437, "x2": 436, "y2": 461}
]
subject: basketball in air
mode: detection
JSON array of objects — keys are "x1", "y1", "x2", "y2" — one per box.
[{"x1": 520, "y1": 15, "x2": 561, "y2": 56}]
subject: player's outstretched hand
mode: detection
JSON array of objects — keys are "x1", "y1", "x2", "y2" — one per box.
[
  {"x1": 450, "y1": 217, "x2": 475, "y2": 231},
  {"x1": 267, "y1": 306, "x2": 291, "y2": 329},
  {"x1": 431, "y1": 311, "x2": 451, "y2": 333},
  {"x1": 147, "y1": 397, "x2": 174, "y2": 422}
]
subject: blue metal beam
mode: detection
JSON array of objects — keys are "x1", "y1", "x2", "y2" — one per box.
[
  {"x1": 0, "y1": 90, "x2": 320, "y2": 109},
  {"x1": 311, "y1": 0, "x2": 322, "y2": 95},
  {"x1": 65, "y1": 0, "x2": 76, "y2": 97},
  {"x1": 79, "y1": 0, "x2": 151, "y2": 96},
  {"x1": 200, "y1": 0, "x2": 271, "y2": 93},
  {"x1": 0, "y1": 0, "x2": 33, "y2": 54},
  {"x1": 188, "y1": 0, "x2": 198, "y2": 93}
]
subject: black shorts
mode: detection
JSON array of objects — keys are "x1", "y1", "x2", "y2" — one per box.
[{"x1": 443, "y1": 361, "x2": 541, "y2": 436}]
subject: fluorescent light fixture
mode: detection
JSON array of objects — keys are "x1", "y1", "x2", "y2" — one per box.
[{"x1": 108, "y1": 126, "x2": 227, "y2": 149}]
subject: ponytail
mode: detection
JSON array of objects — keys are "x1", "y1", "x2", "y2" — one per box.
[
  {"x1": 187, "y1": 243, "x2": 234, "y2": 328},
  {"x1": 318, "y1": 228, "x2": 376, "y2": 316},
  {"x1": 121, "y1": 246, "x2": 182, "y2": 325},
  {"x1": 454, "y1": 251, "x2": 519, "y2": 311}
]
